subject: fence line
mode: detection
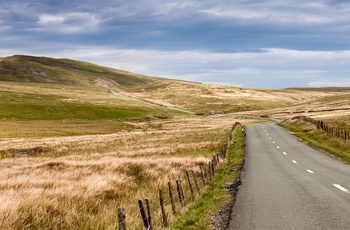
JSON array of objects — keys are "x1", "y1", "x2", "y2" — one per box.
[
  {"x1": 293, "y1": 115, "x2": 350, "y2": 142},
  {"x1": 118, "y1": 121, "x2": 242, "y2": 229}
]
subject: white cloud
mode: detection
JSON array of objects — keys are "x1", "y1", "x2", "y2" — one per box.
[
  {"x1": 41, "y1": 47, "x2": 350, "y2": 88},
  {"x1": 308, "y1": 81, "x2": 350, "y2": 87},
  {"x1": 154, "y1": 1, "x2": 199, "y2": 15},
  {"x1": 199, "y1": 0, "x2": 346, "y2": 26},
  {"x1": 36, "y1": 12, "x2": 100, "y2": 33},
  {"x1": 2, "y1": 46, "x2": 350, "y2": 88},
  {"x1": 38, "y1": 15, "x2": 65, "y2": 25}
]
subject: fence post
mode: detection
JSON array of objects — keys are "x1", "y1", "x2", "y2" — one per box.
[
  {"x1": 317, "y1": 121, "x2": 321, "y2": 130},
  {"x1": 176, "y1": 180, "x2": 184, "y2": 207},
  {"x1": 138, "y1": 199, "x2": 149, "y2": 229},
  {"x1": 168, "y1": 181, "x2": 176, "y2": 215},
  {"x1": 208, "y1": 161, "x2": 212, "y2": 182},
  {"x1": 344, "y1": 130, "x2": 347, "y2": 140},
  {"x1": 179, "y1": 178, "x2": 186, "y2": 205},
  {"x1": 211, "y1": 160, "x2": 215, "y2": 177},
  {"x1": 191, "y1": 170, "x2": 201, "y2": 195},
  {"x1": 159, "y1": 190, "x2": 168, "y2": 227},
  {"x1": 145, "y1": 199, "x2": 153, "y2": 230},
  {"x1": 186, "y1": 170, "x2": 195, "y2": 201},
  {"x1": 200, "y1": 165, "x2": 206, "y2": 185},
  {"x1": 212, "y1": 156, "x2": 217, "y2": 172},
  {"x1": 118, "y1": 208, "x2": 127, "y2": 230}
]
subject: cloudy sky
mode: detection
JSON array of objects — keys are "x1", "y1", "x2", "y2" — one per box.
[{"x1": 1, "y1": 0, "x2": 350, "y2": 88}]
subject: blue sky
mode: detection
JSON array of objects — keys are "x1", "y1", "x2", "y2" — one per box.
[{"x1": 1, "y1": 0, "x2": 350, "y2": 88}]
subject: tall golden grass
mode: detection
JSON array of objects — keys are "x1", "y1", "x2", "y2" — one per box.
[{"x1": 0, "y1": 116, "x2": 244, "y2": 229}]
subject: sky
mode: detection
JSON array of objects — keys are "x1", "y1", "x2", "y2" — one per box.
[{"x1": 1, "y1": 0, "x2": 350, "y2": 88}]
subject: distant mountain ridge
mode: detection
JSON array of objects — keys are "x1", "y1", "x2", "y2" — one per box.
[{"x1": 0, "y1": 55, "x2": 155, "y2": 88}]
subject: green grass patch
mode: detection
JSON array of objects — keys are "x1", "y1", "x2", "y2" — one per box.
[
  {"x1": 280, "y1": 121, "x2": 350, "y2": 164},
  {"x1": 0, "y1": 102, "x2": 150, "y2": 120},
  {"x1": 0, "y1": 91, "x2": 177, "y2": 121},
  {"x1": 169, "y1": 126, "x2": 245, "y2": 230}
]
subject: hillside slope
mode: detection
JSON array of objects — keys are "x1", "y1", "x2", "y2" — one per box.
[
  {"x1": 0, "y1": 55, "x2": 155, "y2": 88},
  {"x1": 0, "y1": 55, "x2": 347, "y2": 116}
]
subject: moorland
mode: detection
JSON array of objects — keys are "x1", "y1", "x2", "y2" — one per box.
[{"x1": 0, "y1": 55, "x2": 349, "y2": 229}]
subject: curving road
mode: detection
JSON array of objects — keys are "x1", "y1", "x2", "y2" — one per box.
[{"x1": 229, "y1": 124, "x2": 350, "y2": 230}]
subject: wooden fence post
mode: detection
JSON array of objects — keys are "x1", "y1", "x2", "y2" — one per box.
[
  {"x1": 200, "y1": 165, "x2": 206, "y2": 185},
  {"x1": 145, "y1": 199, "x2": 153, "y2": 230},
  {"x1": 211, "y1": 160, "x2": 215, "y2": 177},
  {"x1": 138, "y1": 199, "x2": 149, "y2": 229},
  {"x1": 159, "y1": 190, "x2": 168, "y2": 227},
  {"x1": 186, "y1": 170, "x2": 195, "y2": 201},
  {"x1": 191, "y1": 170, "x2": 201, "y2": 195},
  {"x1": 179, "y1": 178, "x2": 186, "y2": 205},
  {"x1": 212, "y1": 156, "x2": 217, "y2": 171},
  {"x1": 168, "y1": 181, "x2": 176, "y2": 215},
  {"x1": 208, "y1": 161, "x2": 212, "y2": 182},
  {"x1": 176, "y1": 180, "x2": 184, "y2": 207},
  {"x1": 118, "y1": 208, "x2": 127, "y2": 230}
]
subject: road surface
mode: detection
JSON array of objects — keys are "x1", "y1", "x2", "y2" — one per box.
[{"x1": 229, "y1": 124, "x2": 350, "y2": 230}]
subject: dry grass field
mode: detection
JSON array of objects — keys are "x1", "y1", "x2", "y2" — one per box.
[
  {"x1": 1, "y1": 82, "x2": 348, "y2": 229},
  {"x1": 0, "y1": 116, "x2": 254, "y2": 229},
  {"x1": 245, "y1": 88, "x2": 350, "y2": 124},
  {"x1": 120, "y1": 80, "x2": 332, "y2": 114}
]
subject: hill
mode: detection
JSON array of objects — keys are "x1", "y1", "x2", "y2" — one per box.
[
  {"x1": 0, "y1": 55, "x2": 320, "y2": 115},
  {"x1": 0, "y1": 55, "x2": 155, "y2": 88},
  {"x1": 0, "y1": 54, "x2": 348, "y2": 125}
]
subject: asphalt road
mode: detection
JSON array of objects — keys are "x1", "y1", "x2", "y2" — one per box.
[{"x1": 228, "y1": 124, "x2": 350, "y2": 230}]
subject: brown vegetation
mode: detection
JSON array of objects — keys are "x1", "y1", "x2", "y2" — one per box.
[{"x1": 0, "y1": 116, "x2": 250, "y2": 229}]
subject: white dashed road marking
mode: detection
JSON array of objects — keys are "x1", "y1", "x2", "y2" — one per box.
[
  {"x1": 333, "y1": 184, "x2": 350, "y2": 193},
  {"x1": 260, "y1": 125, "x2": 350, "y2": 210}
]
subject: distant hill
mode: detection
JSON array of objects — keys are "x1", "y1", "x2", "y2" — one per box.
[
  {"x1": 286, "y1": 87, "x2": 350, "y2": 92},
  {"x1": 1, "y1": 55, "x2": 348, "y2": 116},
  {"x1": 0, "y1": 55, "x2": 155, "y2": 88}
]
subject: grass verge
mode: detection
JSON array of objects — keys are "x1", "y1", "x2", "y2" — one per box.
[
  {"x1": 280, "y1": 121, "x2": 350, "y2": 164},
  {"x1": 169, "y1": 125, "x2": 245, "y2": 230}
]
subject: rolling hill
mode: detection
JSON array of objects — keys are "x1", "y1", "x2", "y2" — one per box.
[
  {"x1": 0, "y1": 54, "x2": 349, "y2": 125},
  {"x1": 0, "y1": 55, "x2": 155, "y2": 88}
]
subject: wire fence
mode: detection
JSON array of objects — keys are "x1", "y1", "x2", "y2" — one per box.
[
  {"x1": 117, "y1": 122, "x2": 242, "y2": 230},
  {"x1": 292, "y1": 115, "x2": 350, "y2": 141}
]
